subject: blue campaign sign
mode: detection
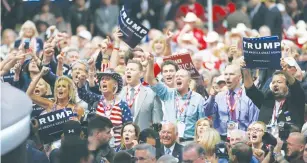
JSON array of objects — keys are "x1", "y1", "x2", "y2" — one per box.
[
  {"x1": 36, "y1": 108, "x2": 74, "y2": 144},
  {"x1": 243, "y1": 36, "x2": 282, "y2": 69},
  {"x1": 118, "y1": 6, "x2": 149, "y2": 48}
]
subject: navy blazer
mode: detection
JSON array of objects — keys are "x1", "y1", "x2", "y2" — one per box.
[{"x1": 160, "y1": 143, "x2": 183, "y2": 163}]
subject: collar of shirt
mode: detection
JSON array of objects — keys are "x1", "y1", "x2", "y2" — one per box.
[
  {"x1": 176, "y1": 89, "x2": 191, "y2": 99},
  {"x1": 227, "y1": 87, "x2": 242, "y2": 95},
  {"x1": 164, "y1": 143, "x2": 176, "y2": 153},
  {"x1": 128, "y1": 83, "x2": 142, "y2": 91}
]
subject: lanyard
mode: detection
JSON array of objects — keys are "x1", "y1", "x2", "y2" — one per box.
[
  {"x1": 98, "y1": 97, "x2": 116, "y2": 117},
  {"x1": 272, "y1": 100, "x2": 285, "y2": 123},
  {"x1": 175, "y1": 91, "x2": 192, "y2": 117},
  {"x1": 126, "y1": 85, "x2": 141, "y2": 108},
  {"x1": 226, "y1": 89, "x2": 243, "y2": 112}
]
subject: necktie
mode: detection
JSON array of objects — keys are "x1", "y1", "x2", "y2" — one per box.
[
  {"x1": 130, "y1": 88, "x2": 135, "y2": 114},
  {"x1": 165, "y1": 148, "x2": 171, "y2": 155},
  {"x1": 229, "y1": 91, "x2": 236, "y2": 121}
]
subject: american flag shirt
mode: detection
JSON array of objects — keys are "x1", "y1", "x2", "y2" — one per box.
[
  {"x1": 96, "y1": 100, "x2": 132, "y2": 146},
  {"x1": 77, "y1": 86, "x2": 133, "y2": 146}
]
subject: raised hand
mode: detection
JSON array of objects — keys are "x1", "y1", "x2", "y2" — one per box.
[
  {"x1": 57, "y1": 53, "x2": 64, "y2": 65},
  {"x1": 40, "y1": 67, "x2": 50, "y2": 76},
  {"x1": 165, "y1": 28, "x2": 174, "y2": 42},
  {"x1": 112, "y1": 27, "x2": 123, "y2": 42},
  {"x1": 76, "y1": 72, "x2": 87, "y2": 88}
]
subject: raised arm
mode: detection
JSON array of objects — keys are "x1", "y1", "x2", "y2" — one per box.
[
  {"x1": 56, "y1": 53, "x2": 64, "y2": 76},
  {"x1": 241, "y1": 60, "x2": 264, "y2": 109},
  {"x1": 144, "y1": 53, "x2": 158, "y2": 86},
  {"x1": 26, "y1": 67, "x2": 53, "y2": 110},
  {"x1": 87, "y1": 57, "x2": 96, "y2": 87},
  {"x1": 109, "y1": 27, "x2": 123, "y2": 69},
  {"x1": 76, "y1": 72, "x2": 103, "y2": 105}
]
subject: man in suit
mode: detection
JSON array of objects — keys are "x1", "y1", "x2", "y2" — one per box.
[
  {"x1": 262, "y1": 0, "x2": 283, "y2": 38},
  {"x1": 159, "y1": 122, "x2": 183, "y2": 162},
  {"x1": 227, "y1": 1, "x2": 251, "y2": 30},
  {"x1": 94, "y1": 0, "x2": 119, "y2": 37},
  {"x1": 249, "y1": 0, "x2": 268, "y2": 31},
  {"x1": 119, "y1": 60, "x2": 163, "y2": 130}
]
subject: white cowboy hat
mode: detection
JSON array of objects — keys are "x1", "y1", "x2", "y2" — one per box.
[
  {"x1": 296, "y1": 20, "x2": 307, "y2": 30},
  {"x1": 203, "y1": 31, "x2": 219, "y2": 43},
  {"x1": 78, "y1": 30, "x2": 92, "y2": 41},
  {"x1": 183, "y1": 12, "x2": 198, "y2": 23}
]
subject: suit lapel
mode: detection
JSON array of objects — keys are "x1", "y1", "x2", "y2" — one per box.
[
  {"x1": 172, "y1": 143, "x2": 180, "y2": 159},
  {"x1": 134, "y1": 85, "x2": 147, "y2": 119}
]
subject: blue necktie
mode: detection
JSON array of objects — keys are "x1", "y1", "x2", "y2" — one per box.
[
  {"x1": 229, "y1": 91, "x2": 236, "y2": 121},
  {"x1": 165, "y1": 148, "x2": 171, "y2": 155}
]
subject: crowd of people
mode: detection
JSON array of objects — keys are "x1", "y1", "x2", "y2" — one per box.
[{"x1": 1, "y1": 0, "x2": 307, "y2": 163}]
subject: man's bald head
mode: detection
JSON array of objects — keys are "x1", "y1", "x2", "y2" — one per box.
[{"x1": 176, "y1": 69, "x2": 191, "y2": 80}]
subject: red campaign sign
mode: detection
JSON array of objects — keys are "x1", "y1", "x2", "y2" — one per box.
[{"x1": 163, "y1": 53, "x2": 200, "y2": 78}]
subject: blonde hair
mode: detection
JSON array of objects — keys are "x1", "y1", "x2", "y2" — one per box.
[
  {"x1": 194, "y1": 118, "x2": 213, "y2": 141},
  {"x1": 54, "y1": 76, "x2": 76, "y2": 104},
  {"x1": 19, "y1": 20, "x2": 39, "y2": 38},
  {"x1": 198, "y1": 128, "x2": 221, "y2": 156},
  {"x1": 38, "y1": 78, "x2": 52, "y2": 96},
  {"x1": 252, "y1": 121, "x2": 267, "y2": 132},
  {"x1": 151, "y1": 36, "x2": 167, "y2": 54}
]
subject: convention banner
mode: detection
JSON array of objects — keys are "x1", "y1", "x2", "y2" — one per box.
[
  {"x1": 118, "y1": 6, "x2": 149, "y2": 48},
  {"x1": 163, "y1": 53, "x2": 200, "y2": 78},
  {"x1": 36, "y1": 108, "x2": 74, "y2": 144},
  {"x1": 243, "y1": 36, "x2": 281, "y2": 69}
]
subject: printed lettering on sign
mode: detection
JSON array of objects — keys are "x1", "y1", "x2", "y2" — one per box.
[
  {"x1": 243, "y1": 36, "x2": 282, "y2": 69},
  {"x1": 36, "y1": 108, "x2": 74, "y2": 144}
]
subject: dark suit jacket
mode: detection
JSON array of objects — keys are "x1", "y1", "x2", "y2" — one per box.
[
  {"x1": 264, "y1": 6, "x2": 283, "y2": 38},
  {"x1": 246, "y1": 80, "x2": 305, "y2": 128},
  {"x1": 160, "y1": 143, "x2": 183, "y2": 163},
  {"x1": 251, "y1": 4, "x2": 268, "y2": 30}
]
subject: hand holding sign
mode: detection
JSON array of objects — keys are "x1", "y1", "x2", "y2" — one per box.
[{"x1": 112, "y1": 27, "x2": 123, "y2": 42}]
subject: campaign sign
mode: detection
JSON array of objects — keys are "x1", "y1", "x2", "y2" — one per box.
[
  {"x1": 243, "y1": 36, "x2": 281, "y2": 69},
  {"x1": 118, "y1": 6, "x2": 149, "y2": 48},
  {"x1": 163, "y1": 53, "x2": 200, "y2": 78},
  {"x1": 36, "y1": 108, "x2": 74, "y2": 144}
]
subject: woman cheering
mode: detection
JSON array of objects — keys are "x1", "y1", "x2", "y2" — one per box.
[
  {"x1": 76, "y1": 68, "x2": 132, "y2": 147},
  {"x1": 27, "y1": 67, "x2": 84, "y2": 119}
]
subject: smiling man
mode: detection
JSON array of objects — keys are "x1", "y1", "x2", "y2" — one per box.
[
  {"x1": 145, "y1": 55, "x2": 204, "y2": 143},
  {"x1": 159, "y1": 122, "x2": 183, "y2": 162},
  {"x1": 161, "y1": 60, "x2": 179, "y2": 88},
  {"x1": 204, "y1": 64, "x2": 259, "y2": 136}
]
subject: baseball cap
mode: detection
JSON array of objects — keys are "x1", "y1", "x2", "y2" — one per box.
[
  {"x1": 216, "y1": 75, "x2": 226, "y2": 84},
  {"x1": 284, "y1": 57, "x2": 302, "y2": 71},
  {"x1": 78, "y1": 30, "x2": 92, "y2": 41},
  {"x1": 63, "y1": 120, "x2": 82, "y2": 137}
]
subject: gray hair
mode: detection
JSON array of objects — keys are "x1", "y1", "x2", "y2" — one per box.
[
  {"x1": 183, "y1": 142, "x2": 205, "y2": 156},
  {"x1": 229, "y1": 129, "x2": 249, "y2": 143},
  {"x1": 157, "y1": 155, "x2": 178, "y2": 163},
  {"x1": 70, "y1": 60, "x2": 89, "y2": 72},
  {"x1": 135, "y1": 143, "x2": 156, "y2": 159},
  {"x1": 161, "y1": 121, "x2": 178, "y2": 134}
]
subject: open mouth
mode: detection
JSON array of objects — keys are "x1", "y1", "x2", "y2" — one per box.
[
  {"x1": 273, "y1": 87, "x2": 279, "y2": 92},
  {"x1": 166, "y1": 77, "x2": 172, "y2": 81},
  {"x1": 102, "y1": 84, "x2": 108, "y2": 89},
  {"x1": 34, "y1": 89, "x2": 40, "y2": 95},
  {"x1": 125, "y1": 137, "x2": 129, "y2": 141},
  {"x1": 251, "y1": 134, "x2": 258, "y2": 141},
  {"x1": 58, "y1": 92, "x2": 64, "y2": 96},
  {"x1": 176, "y1": 81, "x2": 182, "y2": 86},
  {"x1": 126, "y1": 75, "x2": 132, "y2": 79}
]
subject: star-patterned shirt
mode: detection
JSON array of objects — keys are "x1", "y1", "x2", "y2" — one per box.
[{"x1": 77, "y1": 86, "x2": 133, "y2": 146}]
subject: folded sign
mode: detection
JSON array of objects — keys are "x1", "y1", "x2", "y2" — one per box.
[
  {"x1": 36, "y1": 108, "x2": 74, "y2": 144},
  {"x1": 118, "y1": 6, "x2": 149, "y2": 48},
  {"x1": 243, "y1": 36, "x2": 281, "y2": 69}
]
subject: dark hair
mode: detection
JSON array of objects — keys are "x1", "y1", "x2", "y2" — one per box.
[
  {"x1": 183, "y1": 142, "x2": 206, "y2": 156},
  {"x1": 59, "y1": 136, "x2": 90, "y2": 163},
  {"x1": 138, "y1": 128, "x2": 161, "y2": 149},
  {"x1": 161, "y1": 60, "x2": 179, "y2": 73},
  {"x1": 272, "y1": 71, "x2": 290, "y2": 86},
  {"x1": 236, "y1": 1, "x2": 247, "y2": 10},
  {"x1": 113, "y1": 151, "x2": 135, "y2": 163},
  {"x1": 120, "y1": 122, "x2": 141, "y2": 148},
  {"x1": 127, "y1": 60, "x2": 143, "y2": 71},
  {"x1": 88, "y1": 116, "x2": 113, "y2": 136},
  {"x1": 231, "y1": 142, "x2": 253, "y2": 163}
]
